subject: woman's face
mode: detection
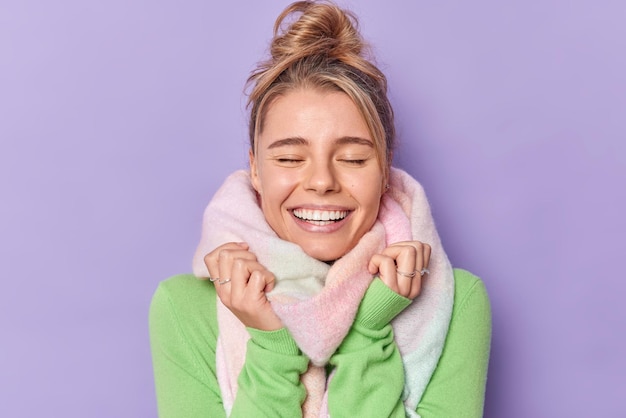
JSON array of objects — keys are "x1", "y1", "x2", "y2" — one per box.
[{"x1": 250, "y1": 88, "x2": 385, "y2": 261}]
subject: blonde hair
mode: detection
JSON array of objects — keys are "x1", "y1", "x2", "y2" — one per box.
[{"x1": 247, "y1": 0, "x2": 395, "y2": 179}]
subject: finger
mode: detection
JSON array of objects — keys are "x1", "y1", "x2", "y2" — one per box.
[
  {"x1": 384, "y1": 244, "x2": 418, "y2": 297},
  {"x1": 203, "y1": 242, "x2": 250, "y2": 281},
  {"x1": 368, "y1": 254, "x2": 400, "y2": 294},
  {"x1": 423, "y1": 243, "x2": 431, "y2": 269},
  {"x1": 404, "y1": 243, "x2": 421, "y2": 299},
  {"x1": 378, "y1": 244, "x2": 414, "y2": 297},
  {"x1": 386, "y1": 241, "x2": 435, "y2": 299},
  {"x1": 248, "y1": 268, "x2": 276, "y2": 295},
  {"x1": 204, "y1": 251, "x2": 221, "y2": 281},
  {"x1": 216, "y1": 250, "x2": 258, "y2": 304},
  {"x1": 409, "y1": 243, "x2": 432, "y2": 300},
  {"x1": 235, "y1": 268, "x2": 282, "y2": 331},
  {"x1": 217, "y1": 248, "x2": 257, "y2": 285},
  {"x1": 211, "y1": 247, "x2": 255, "y2": 303},
  {"x1": 230, "y1": 259, "x2": 267, "y2": 302}
]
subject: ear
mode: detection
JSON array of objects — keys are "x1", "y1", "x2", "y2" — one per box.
[
  {"x1": 381, "y1": 170, "x2": 390, "y2": 196},
  {"x1": 249, "y1": 148, "x2": 261, "y2": 194},
  {"x1": 381, "y1": 152, "x2": 393, "y2": 195}
]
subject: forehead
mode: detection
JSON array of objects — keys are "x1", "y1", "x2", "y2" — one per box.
[{"x1": 258, "y1": 89, "x2": 371, "y2": 146}]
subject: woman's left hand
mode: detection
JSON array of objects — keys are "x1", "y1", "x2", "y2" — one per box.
[{"x1": 368, "y1": 241, "x2": 431, "y2": 300}]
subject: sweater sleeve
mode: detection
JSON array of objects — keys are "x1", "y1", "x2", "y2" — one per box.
[
  {"x1": 327, "y1": 270, "x2": 492, "y2": 418},
  {"x1": 149, "y1": 275, "x2": 309, "y2": 418},
  {"x1": 149, "y1": 277, "x2": 225, "y2": 417},
  {"x1": 230, "y1": 327, "x2": 309, "y2": 417},
  {"x1": 327, "y1": 278, "x2": 411, "y2": 417},
  {"x1": 416, "y1": 269, "x2": 492, "y2": 417}
]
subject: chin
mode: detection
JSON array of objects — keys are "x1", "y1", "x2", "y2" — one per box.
[{"x1": 300, "y1": 243, "x2": 349, "y2": 262}]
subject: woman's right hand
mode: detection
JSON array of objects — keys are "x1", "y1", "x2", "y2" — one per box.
[{"x1": 203, "y1": 242, "x2": 283, "y2": 331}]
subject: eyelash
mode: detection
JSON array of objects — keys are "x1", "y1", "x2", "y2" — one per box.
[
  {"x1": 274, "y1": 157, "x2": 368, "y2": 166},
  {"x1": 342, "y1": 159, "x2": 366, "y2": 166},
  {"x1": 276, "y1": 158, "x2": 303, "y2": 164}
]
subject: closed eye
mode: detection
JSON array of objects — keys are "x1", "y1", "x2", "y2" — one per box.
[
  {"x1": 340, "y1": 159, "x2": 367, "y2": 166},
  {"x1": 274, "y1": 157, "x2": 305, "y2": 166}
]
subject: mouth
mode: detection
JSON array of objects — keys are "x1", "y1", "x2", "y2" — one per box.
[{"x1": 291, "y1": 208, "x2": 350, "y2": 226}]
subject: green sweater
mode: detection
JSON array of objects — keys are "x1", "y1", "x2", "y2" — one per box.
[{"x1": 150, "y1": 269, "x2": 491, "y2": 417}]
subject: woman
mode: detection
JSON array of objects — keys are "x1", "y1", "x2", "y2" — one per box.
[{"x1": 150, "y1": 1, "x2": 491, "y2": 417}]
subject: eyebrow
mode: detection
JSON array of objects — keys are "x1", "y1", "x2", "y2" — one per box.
[
  {"x1": 266, "y1": 136, "x2": 374, "y2": 149},
  {"x1": 267, "y1": 137, "x2": 308, "y2": 149}
]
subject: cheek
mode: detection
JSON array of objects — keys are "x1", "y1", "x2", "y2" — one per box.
[
  {"x1": 351, "y1": 171, "x2": 383, "y2": 198},
  {"x1": 257, "y1": 170, "x2": 297, "y2": 209},
  {"x1": 353, "y1": 176, "x2": 384, "y2": 220}
]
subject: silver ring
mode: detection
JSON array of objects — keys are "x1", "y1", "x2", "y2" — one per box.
[
  {"x1": 420, "y1": 268, "x2": 430, "y2": 276},
  {"x1": 396, "y1": 269, "x2": 417, "y2": 278},
  {"x1": 208, "y1": 276, "x2": 218, "y2": 282},
  {"x1": 218, "y1": 278, "x2": 231, "y2": 285}
]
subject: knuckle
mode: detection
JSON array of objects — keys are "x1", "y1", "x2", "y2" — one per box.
[
  {"x1": 383, "y1": 258, "x2": 396, "y2": 269},
  {"x1": 406, "y1": 245, "x2": 418, "y2": 258},
  {"x1": 204, "y1": 253, "x2": 212, "y2": 264},
  {"x1": 372, "y1": 254, "x2": 385, "y2": 264},
  {"x1": 233, "y1": 258, "x2": 247, "y2": 269},
  {"x1": 373, "y1": 253, "x2": 387, "y2": 264}
]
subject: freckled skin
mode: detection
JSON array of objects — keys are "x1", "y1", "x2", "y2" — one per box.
[{"x1": 249, "y1": 89, "x2": 385, "y2": 261}]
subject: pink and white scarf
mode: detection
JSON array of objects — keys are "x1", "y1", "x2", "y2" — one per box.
[{"x1": 193, "y1": 167, "x2": 454, "y2": 417}]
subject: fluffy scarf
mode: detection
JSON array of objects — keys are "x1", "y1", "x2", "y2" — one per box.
[{"x1": 192, "y1": 167, "x2": 454, "y2": 417}]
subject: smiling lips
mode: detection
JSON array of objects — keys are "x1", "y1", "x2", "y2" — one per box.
[{"x1": 292, "y1": 208, "x2": 349, "y2": 226}]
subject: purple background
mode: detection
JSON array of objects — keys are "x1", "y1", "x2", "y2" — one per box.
[{"x1": 2, "y1": 0, "x2": 625, "y2": 416}]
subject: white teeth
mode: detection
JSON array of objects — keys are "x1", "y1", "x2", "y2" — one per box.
[{"x1": 293, "y1": 209, "x2": 348, "y2": 222}]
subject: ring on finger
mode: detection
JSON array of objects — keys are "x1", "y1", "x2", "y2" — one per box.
[
  {"x1": 420, "y1": 268, "x2": 430, "y2": 276},
  {"x1": 218, "y1": 278, "x2": 231, "y2": 285},
  {"x1": 397, "y1": 269, "x2": 417, "y2": 278},
  {"x1": 208, "y1": 276, "x2": 218, "y2": 282}
]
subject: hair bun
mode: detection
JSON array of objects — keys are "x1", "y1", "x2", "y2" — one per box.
[{"x1": 271, "y1": 1, "x2": 365, "y2": 63}]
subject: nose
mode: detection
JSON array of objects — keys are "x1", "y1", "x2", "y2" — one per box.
[{"x1": 304, "y1": 161, "x2": 339, "y2": 194}]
